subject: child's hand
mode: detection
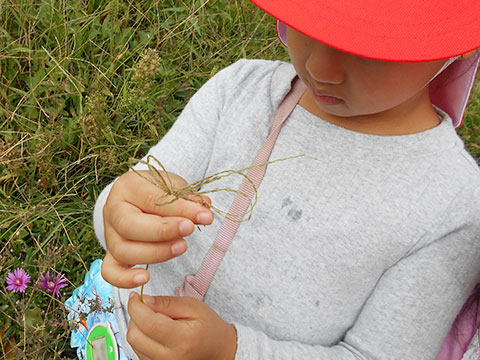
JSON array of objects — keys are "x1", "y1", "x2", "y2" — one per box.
[
  {"x1": 127, "y1": 292, "x2": 237, "y2": 360},
  {"x1": 101, "y1": 170, "x2": 214, "y2": 289}
]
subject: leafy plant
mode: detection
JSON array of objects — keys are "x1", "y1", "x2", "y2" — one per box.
[{"x1": 0, "y1": 0, "x2": 286, "y2": 358}]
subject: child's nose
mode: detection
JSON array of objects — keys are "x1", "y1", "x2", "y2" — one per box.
[{"x1": 305, "y1": 43, "x2": 345, "y2": 85}]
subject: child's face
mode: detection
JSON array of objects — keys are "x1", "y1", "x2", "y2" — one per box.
[{"x1": 287, "y1": 27, "x2": 449, "y2": 132}]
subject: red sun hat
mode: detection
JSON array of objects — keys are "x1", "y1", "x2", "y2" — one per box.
[
  {"x1": 249, "y1": 0, "x2": 480, "y2": 127},
  {"x1": 249, "y1": 0, "x2": 480, "y2": 62}
]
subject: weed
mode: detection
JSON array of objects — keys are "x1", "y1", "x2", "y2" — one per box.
[{"x1": 0, "y1": 0, "x2": 285, "y2": 358}]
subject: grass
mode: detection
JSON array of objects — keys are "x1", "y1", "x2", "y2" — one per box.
[
  {"x1": 0, "y1": 0, "x2": 479, "y2": 358},
  {"x1": 0, "y1": 0, "x2": 286, "y2": 358}
]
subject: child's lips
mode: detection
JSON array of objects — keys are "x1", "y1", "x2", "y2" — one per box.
[
  {"x1": 312, "y1": 89, "x2": 344, "y2": 105},
  {"x1": 307, "y1": 80, "x2": 344, "y2": 105}
]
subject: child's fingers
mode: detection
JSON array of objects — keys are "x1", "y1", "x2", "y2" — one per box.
[
  {"x1": 127, "y1": 317, "x2": 168, "y2": 359},
  {"x1": 134, "y1": 349, "x2": 154, "y2": 360},
  {"x1": 128, "y1": 292, "x2": 177, "y2": 343},
  {"x1": 102, "y1": 252, "x2": 150, "y2": 288},
  {"x1": 111, "y1": 171, "x2": 213, "y2": 223},
  {"x1": 107, "y1": 201, "x2": 197, "y2": 242},
  {"x1": 141, "y1": 295, "x2": 201, "y2": 319},
  {"x1": 105, "y1": 226, "x2": 188, "y2": 266},
  {"x1": 136, "y1": 194, "x2": 214, "y2": 224},
  {"x1": 117, "y1": 214, "x2": 195, "y2": 242}
]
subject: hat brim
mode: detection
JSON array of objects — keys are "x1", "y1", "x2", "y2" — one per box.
[{"x1": 252, "y1": 0, "x2": 480, "y2": 62}]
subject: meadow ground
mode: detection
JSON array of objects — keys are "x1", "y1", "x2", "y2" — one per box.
[{"x1": 0, "y1": 0, "x2": 479, "y2": 358}]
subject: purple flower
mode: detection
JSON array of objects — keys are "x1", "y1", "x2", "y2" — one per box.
[
  {"x1": 38, "y1": 271, "x2": 68, "y2": 298},
  {"x1": 5, "y1": 268, "x2": 31, "y2": 293}
]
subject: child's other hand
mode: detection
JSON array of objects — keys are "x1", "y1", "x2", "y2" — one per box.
[
  {"x1": 127, "y1": 292, "x2": 237, "y2": 360},
  {"x1": 101, "y1": 170, "x2": 213, "y2": 289}
]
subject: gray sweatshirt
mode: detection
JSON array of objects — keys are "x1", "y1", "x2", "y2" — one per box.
[{"x1": 93, "y1": 59, "x2": 480, "y2": 360}]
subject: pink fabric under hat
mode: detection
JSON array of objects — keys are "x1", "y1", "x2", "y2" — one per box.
[
  {"x1": 276, "y1": 20, "x2": 479, "y2": 128},
  {"x1": 429, "y1": 54, "x2": 479, "y2": 127}
]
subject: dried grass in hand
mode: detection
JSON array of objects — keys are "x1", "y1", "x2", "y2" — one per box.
[{"x1": 130, "y1": 153, "x2": 308, "y2": 301}]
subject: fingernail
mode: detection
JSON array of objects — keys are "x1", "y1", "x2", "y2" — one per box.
[
  {"x1": 133, "y1": 274, "x2": 147, "y2": 285},
  {"x1": 179, "y1": 220, "x2": 194, "y2": 236},
  {"x1": 196, "y1": 212, "x2": 212, "y2": 225},
  {"x1": 129, "y1": 291, "x2": 137, "y2": 300},
  {"x1": 142, "y1": 295, "x2": 155, "y2": 304},
  {"x1": 172, "y1": 240, "x2": 187, "y2": 257}
]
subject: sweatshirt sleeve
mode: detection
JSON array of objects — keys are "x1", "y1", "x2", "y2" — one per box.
[
  {"x1": 93, "y1": 59, "x2": 284, "y2": 249},
  {"x1": 232, "y1": 191, "x2": 480, "y2": 360},
  {"x1": 93, "y1": 61, "x2": 243, "y2": 249}
]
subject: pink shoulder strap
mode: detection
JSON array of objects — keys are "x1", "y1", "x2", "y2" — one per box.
[{"x1": 175, "y1": 76, "x2": 307, "y2": 300}]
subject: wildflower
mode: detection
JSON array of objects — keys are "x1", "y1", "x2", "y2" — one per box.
[
  {"x1": 131, "y1": 48, "x2": 162, "y2": 83},
  {"x1": 38, "y1": 271, "x2": 68, "y2": 297},
  {"x1": 5, "y1": 268, "x2": 31, "y2": 293}
]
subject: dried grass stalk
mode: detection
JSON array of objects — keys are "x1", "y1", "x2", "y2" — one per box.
[
  {"x1": 129, "y1": 154, "x2": 306, "y2": 222},
  {"x1": 132, "y1": 153, "x2": 310, "y2": 301}
]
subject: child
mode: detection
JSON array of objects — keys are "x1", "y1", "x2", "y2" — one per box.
[{"x1": 87, "y1": 0, "x2": 480, "y2": 359}]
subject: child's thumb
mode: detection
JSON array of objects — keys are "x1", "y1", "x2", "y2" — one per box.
[{"x1": 141, "y1": 295, "x2": 199, "y2": 318}]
